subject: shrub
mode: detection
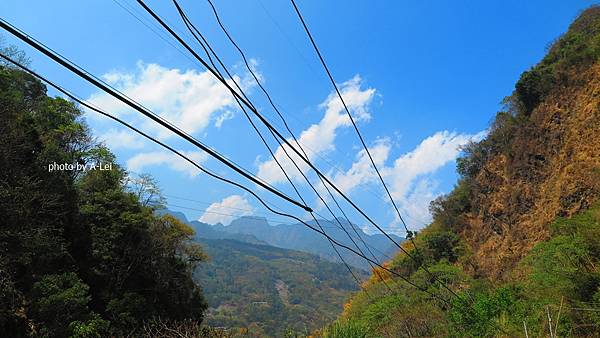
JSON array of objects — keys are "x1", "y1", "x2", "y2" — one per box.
[
  {"x1": 322, "y1": 320, "x2": 370, "y2": 338},
  {"x1": 514, "y1": 5, "x2": 600, "y2": 115},
  {"x1": 69, "y1": 314, "x2": 110, "y2": 338},
  {"x1": 29, "y1": 273, "x2": 94, "y2": 337},
  {"x1": 449, "y1": 286, "x2": 526, "y2": 337},
  {"x1": 429, "y1": 180, "x2": 471, "y2": 230},
  {"x1": 514, "y1": 68, "x2": 555, "y2": 115},
  {"x1": 422, "y1": 232, "x2": 462, "y2": 264}
]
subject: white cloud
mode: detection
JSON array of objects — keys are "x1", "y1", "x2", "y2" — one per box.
[
  {"x1": 256, "y1": 75, "x2": 375, "y2": 184},
  {"x1": 99, "y1": 128, "x2": 146, "y2": 150},
  {"x1": 386, "y1": 130, "x2": 487, "y2": 200},
  {"x1": 330, "y1": 138, "x2": 390, "y2": 194},
  {"x1": 392, "y1": 178, "x2": 439, "y2": 230},
  {"x1": 328, "y1": 130, "x2": 486, "y2": 231},
  {"x1": 199, "y1": 195, "x2": 254, "y2": 225},
  {"x1": 387, "y1": 130, "x2": 486, "y2": 229},
  {"x1": 88, "y1": 62, "x2": 253, "y2": 139},
  {"x1": 214, "y1": 110, "x2": 234, "y2": 128},
  {"x1": 126, "y1": 150, "x2": 208, "y2": 177}
]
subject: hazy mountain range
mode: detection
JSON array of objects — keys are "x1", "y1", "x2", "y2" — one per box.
[{"x1": 166, "y1": 211, "x2": 403, "y2": 271}]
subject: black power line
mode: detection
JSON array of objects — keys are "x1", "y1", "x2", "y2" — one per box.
[
  {"x1": 169, "y1": 1, "x2": 368, "y2": 294},
  {"x1": 163, "y1": 195, "x2": 396, "y2": 259},
  {"x1": 288, "y1": 0, "x2": 463, "y2": 300},
  {"x1": 163, "y1": 195, "x2": 396, "y2": 262},
  {"x1": 181, "y1": 0, "x2": 380, "y2": 287},
  {"x1": 0, "y1": 52, "x2": 447, "y2": 303},
  {"x1": 136, "y1": 0, "x2": 448, "y2": 299},
  {"x1": 6, "y1": 6, "x2": 513, "y2": 332},
  {"x1": 0, "y1": 18, "x2": 311, "y2": 213},
  {"x1": 198, "y1": 0, "x2": 395, "y2": 293},
  {"x1": 2, "y1": 3, "x2": 455, "y2": 304},
  {"x1": 110, "y1": 0, "x2": 458, "y2": 304},
  {"x1": 133, "y1": 0, "x2": 420, "y2": 273},
  {"x1": 289, "y1": 0, "x2": 413, "y2": 245}
]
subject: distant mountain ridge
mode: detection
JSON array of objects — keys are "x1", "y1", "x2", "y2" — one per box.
[
  {"x1": 211, "y1": 216, "x2": 403, "y2": 271},
  {"x1": 165, "y1": 210, "x2": 403, "y2": 270}
]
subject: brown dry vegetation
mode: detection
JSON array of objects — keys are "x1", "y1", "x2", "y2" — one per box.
[{"x1": 463, "y1": 61, "x2": 600, "y2": 280}]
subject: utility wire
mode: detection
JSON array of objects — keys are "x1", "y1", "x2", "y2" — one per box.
[
  {"x1": 170, "y1": 2, "x2": 368, "y2": 295},
  {"x1": 0, "y1": 18, "x2": 311, "y2": 213},
  {"x1": 288, "y1": 0, "x2": 462, "y2": 299},
  {"x1": 110, "y1": 0, "x2": 203, "y2": 70},
  {"x1": 177, "y1": 0, "x2": 390, "y2": 293},
  {"x1": 166, "y1": 203, "x2": 367, "y2": 233},
  {"x1": 0, "y1": 16, "x2": 290, "y2": 207},
  {"x1": 8, "y1": 3, "x2": 505, "y2": 330},
  {"x1": 165, "y1": 194, "x2": 268, "y2": 215},
  {"x1": 32, "y1": 0, "x2": 451, "y2": 304},
  {"x1": 289, "y1": 0, "x2": 414, "y2": 246},
  {"x1": 133, "y1": 0, "x2": 416, "y2": 275},
  {"x1": 198, "y1": 0, "x2": 397, "y2": 292},
  {"x1": 256, "y1": 0, "x2": 317, "y2": 74},
  {"x1": 138, "y1": 0, "x2": 445, "y2": 298},
  {"x1": 113, "y1": 0, "x2": 455, "y2": 306},
  {"x1": 0, "y1": 52, "x2": 446, "y2": 303},
  {"x1": 167, "y1": 203, "x2": 280, "y2": 223},
  {"x1": 167, "y1": 197, "x2": 394, "y2": 262},
  {"x1": 164, "y1": 195, "x2": 396, "y2": 258}
]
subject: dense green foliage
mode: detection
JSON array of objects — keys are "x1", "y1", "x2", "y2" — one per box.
[
  {"x1": 325, "y1": 202, "x2": 600, "y2": 337},
  {"x1": 0, "y1": 66, "x2": 207, "y2": 337},
  {"x1": 322, "y1": 320, "x2": 369, "y2": 338},
  {"x1": 194, "y1": 238, "x2": 366, "y2": 337},
  {"x1": 447, "y1": 202, "x2": 600, "y2": 337},
  {"x1": 326, "y1": 226, "x2": 468, "y2": 336}
]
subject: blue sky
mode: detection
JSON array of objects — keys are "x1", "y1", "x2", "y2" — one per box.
[{"x1": 1, "y1": 0, "x2": 595, "y2": 235}]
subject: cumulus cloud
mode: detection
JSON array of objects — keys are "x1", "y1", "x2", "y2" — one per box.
[
  {"x1": 386, "y1": 130, "x2": 487, "y2": 200},
  {"x1": 98, "y1": 128, "x2": 146, "y2": 150},
  {"x1": 387, "y1": 130, "x2": 486, "y2": 228},
  {"x1": 392, "y1": 178, "x2": 440, "y2": 229},
  {"x1": 198, "y1": 195, "x2": 254, "y2": 225},
  {"x1": 330, "y1": 138, "x2": 391, "y2": 194},
  {"x1": 88, "y1": 62, "x2": 253, "y2": 139},
  {"x1": 329, "y1": 130, "x2": 486, "y2": 230},
  {"x1": 214, "y1": 110, "x2": 234, "y2": 128},
  {"x1": 126, "y1": 150, "x2": 208, "y2": 177},
  {"x1": 257, "y1": 75, "x2": 375, "y2": 184}
]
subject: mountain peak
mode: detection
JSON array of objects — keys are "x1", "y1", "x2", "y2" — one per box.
[{"x1": 228, "y1": 215, "x2": 270, "y2": 227}]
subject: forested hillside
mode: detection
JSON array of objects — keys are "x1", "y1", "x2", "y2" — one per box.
[
  {"x1": 195, "y1": 239, "x2": 366, "y2": 337},
  {"x1": 163, "y1": 210, "x2": 368, "y2": 337},
  {"x1": 0, "y1": 61, "x2": 207, "y2": 337},
  {"x1": 322, "y1": 6, "x2": 600, "y2": 337}
]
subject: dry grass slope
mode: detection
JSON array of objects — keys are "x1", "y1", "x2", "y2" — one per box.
[{"x1": 463, "y1": 61, "x2": 600, "y2": 280}]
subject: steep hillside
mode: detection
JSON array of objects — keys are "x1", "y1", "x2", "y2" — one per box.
[
  {"x1": 323, "y1": 6, "x2": 600, "y2": 338},
  {"x1": 194, "y1": 239, "x2": 367, "y2": 337},
  {"x1": 461, "y1": 6, "x2": 600, "y2": 278}
]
